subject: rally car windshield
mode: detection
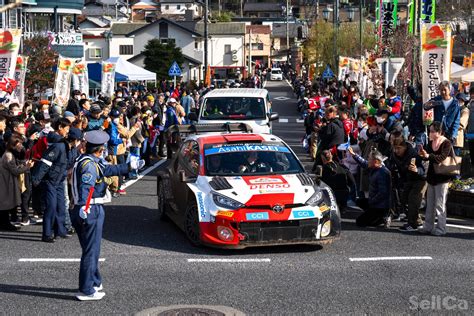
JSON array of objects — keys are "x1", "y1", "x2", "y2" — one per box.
[
  {"x1": 201, "y1": 97, "x2": 266, "y2": 120},
  {"x1": 204, "y1": 143, "x2": 304, "y2": 176}
]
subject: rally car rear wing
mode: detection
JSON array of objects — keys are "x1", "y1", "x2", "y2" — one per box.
[{"x1": 166, "y1": 123, "x2": 253, "y2": 140}]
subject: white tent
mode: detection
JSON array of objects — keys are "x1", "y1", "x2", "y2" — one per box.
[
  {"x1": 107, "y1": 57, "x2": 156, "y2": 81},
  {"x1": 451, "y1": 68, "x2": 474, "y2": 82},
  {"x1": 451, "y1": 62, "x2": 464, "y2": 74}
]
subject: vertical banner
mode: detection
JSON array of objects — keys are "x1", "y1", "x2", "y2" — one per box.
[
  {"x1": 101, "y1": 62, "x2": 116, "y2": 97},
  {"x1": 421, "y1": 23, "x2": 452, "y2": 124},
  {"x1": 0, "y1": 29, "x2": 22, "y2": 81},
  {"x1": 72, "y1": 59, "x2": 89, "y2": 98},
  {"x1": 53, "y1": 56, "x2": 76, "y2": 107},
  {"x1": 381, "y1": 0, "x2": 397, "y2": 50},
  {"x1": 421, "y1": 0, "x2": 436, "y2": 23},
  {"x1": 407, "y1": 0, "x2": 415, "y2": 34},
  {"x1": 13, "y1": 55, "x2": 28, "y2": 105}
]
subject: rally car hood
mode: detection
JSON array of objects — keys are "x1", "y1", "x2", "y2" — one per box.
[{"x1": 197, "y1": 174, "x2": 316, "y2": 206}]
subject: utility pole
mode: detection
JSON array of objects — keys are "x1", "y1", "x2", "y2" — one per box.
[
  {"x1": 333, "y1": 0, "x2": 339, "y2": 73},
  {"x1": 204, "y1": 0, "x2": 209, "y2": 84},
  {"x1": 359, "y1": 0, "x2": 363, "y2": 58},
  {"x1": 286, "y1": 0, "x2": 290, "y2": 64},
  {"x1": 249, "y1": 28, "x2": 252, "y2": 77},
  {"x1": 240, "y1": 0, "x2": 243, "y2": 18}
]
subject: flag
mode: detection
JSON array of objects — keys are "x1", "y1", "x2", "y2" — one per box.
[
  {"x1": 101, "y1": 61, "x2": 116, "y2": 97},
  {"x1": 53, "y1": 56, "x2": 76, "y2": 107},
  {"x1": 12, "y1": 55, "x2": 28, "y2": 105},
  {"x1": 72, "y1": 58, "x2": 89, "y2": 98},
  {"x1": 0, "y1": 29, "x2": 22, "y2": 81}
]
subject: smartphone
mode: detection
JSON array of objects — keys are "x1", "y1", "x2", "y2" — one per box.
[
  {"x1": 410, "y1": 158, "x2": 416, "y2": 165},
  {"x1": 417, "y1": 144, "x2": 423, "y2": 151}
]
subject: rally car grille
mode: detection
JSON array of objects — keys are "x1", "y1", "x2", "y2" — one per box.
[
  {"x1": 238, "y1": 219, "x2": 319, "y2": 243},
  {"x1": 245, "y1": 203, "x2": 306, "y2": 210}
]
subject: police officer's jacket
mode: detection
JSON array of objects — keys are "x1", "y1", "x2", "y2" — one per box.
[
  {"x1": 71, "y1": 154, "x2": 128, "y2": 206},
  {"x1": 32, "y1": 132, "x2": 70, "y2": 186}
]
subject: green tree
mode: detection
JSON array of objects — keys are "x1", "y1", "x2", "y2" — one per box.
[
  {"x1": 22, "y1": 36, "x2": 58, "y2": 98},
  {"x1": 142, "y1": 39, "x2": 185, "y2": 80},
  {"x1": 303, "y1": 20, "x2": 377, "y2": 74},
  {"x1": 211, "y1": 11, "x2": 235, "y2": 22}
]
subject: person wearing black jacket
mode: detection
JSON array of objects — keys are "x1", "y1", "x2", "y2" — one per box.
[
  {"x1": 0, "y1": 115, "x2": 6, "y2": 158},
  {"x1": 66, "y1": 90, "x2": 82, "y2": 116},
  {"x1": 32, "y1": 118, "x2": 72, "y2": 242},
  {"x1": 315, "y1": 106, "x2": 345, "y2": 164},
  {"x1": 387, "y1": 133, "x2": 428, "y2": 231}
]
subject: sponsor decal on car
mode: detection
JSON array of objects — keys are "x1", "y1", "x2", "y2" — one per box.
[
  {"x1": 244, "y1": 176, "x2": 291, "y2": 190},
  {"x1": 205, "y1": 145, "x2": 289, "y2": 155},
  {"x1": 291, "y1": 210, "x2": 316, "y2": 220},
  {"x1": 196, "y1": 191, "x2": 206, "y2": 219},
  {"x1": 245, "y1": 212, "x2": 269, "y2": 221},
  {"x1": 319, "y1": 204, "x2": 330, "y2": 212},
  {"x1": 217, "y1": 211, "x2": 234, "y2": 218}
]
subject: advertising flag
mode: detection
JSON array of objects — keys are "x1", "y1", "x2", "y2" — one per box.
[
  {"x1": 53, "y1": 56, "x2": 76, "y2": 107},
  {"x1": 101, "y1": 62, "x2": 116, "y2": 97},
  {"x1": 12, "y1": 55, "x2": 28, "y2": 105},
  {"x1": 72, "y1": 59, "x2": 89, "y2": 98},
  {"x1": 0, "y1": 29, "x2": 22, "y2": 81}
]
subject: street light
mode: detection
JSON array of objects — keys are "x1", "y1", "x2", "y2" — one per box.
[
  {"x1": 348, "y1": 6, "x2": 355, "y2": 22},
  {"x1": 322, "y1": 7, "x2": 332, "y2": 22}
]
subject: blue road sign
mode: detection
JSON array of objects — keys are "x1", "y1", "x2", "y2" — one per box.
[
  {"x1": 168, "y1": 61, "x2": 182, "y2": 77},
  {"x1": 322, "y1": 65, "x2": 334, "y2": 79}
]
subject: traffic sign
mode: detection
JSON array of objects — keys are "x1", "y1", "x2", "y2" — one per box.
[
  {"x1": 168, "y1": 61, "x2": 182, "y2": 77},
  {"x1": 322, "y1": 65, "x2": 334, "y2": 79}
]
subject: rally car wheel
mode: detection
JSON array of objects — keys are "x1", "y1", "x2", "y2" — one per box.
[
  {"x1": 185, "y1": 202, "x2": 202, "y2": 247},
  {"x1": 157, "y1": 180, "x2": 168, "y2": 221}
]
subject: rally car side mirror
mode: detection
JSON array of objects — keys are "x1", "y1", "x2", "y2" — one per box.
[
  {"x1": 179, "y1": 170, "x2": 197, "y2": 183},
  {"x1": 268, "y1": 112, "x2": 279, "y2": 121}
]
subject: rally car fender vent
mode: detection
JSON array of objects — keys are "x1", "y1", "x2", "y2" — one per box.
[
  {"x1": 297, "y1": 173, "x2": 314, "y2": 186},
  {"x1": 209, "y1": 177, "x2": 233, "y2": 190}
]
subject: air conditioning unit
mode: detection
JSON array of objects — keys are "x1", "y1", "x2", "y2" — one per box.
[{"x1": 232, "y1": 54, "x2": 238, "y2": 62}]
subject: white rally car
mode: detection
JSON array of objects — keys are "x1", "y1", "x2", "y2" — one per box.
[{"x1": 156, "y1": 125, "x2": 340, "y2": 248}]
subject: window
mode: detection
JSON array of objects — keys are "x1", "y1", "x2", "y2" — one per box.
[
  {"x1": 251, "y1": 43, "x2": 264, "y2": 50},
  {"x1": 177, "y1": 5, "x2": 181, "y2": 10},
  {"x1": 179, "y1": 141, "x2": 200, "y2": 175},
  {"x1": 119, "y1": 45, "x2": 133, "y2": 55},
  {"x1": 160, "y1": 38, "x2": 176, "y2": 45},
  {"x1": 159, "y1": 22, "x2": 168, "y2": 38},
  {"x1": 89, "y1": 48, "x2": 102, "y2": 59},
  {"x1": 195, "y1": 40, "x2": 199, "y2": 50},
  {"x1": 224, "y1": 45, "x2": 231, "y2": 54},
  {"x1": 8, "y1": 8, "x2": 18, "y2": 29},
  {"x1": 165, "y1": 5, "x2": 169, "y2": 10}
]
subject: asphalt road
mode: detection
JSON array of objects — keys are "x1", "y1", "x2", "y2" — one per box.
[{"x1": 0, "y1": 80, "x2": 473, "y2": 315}]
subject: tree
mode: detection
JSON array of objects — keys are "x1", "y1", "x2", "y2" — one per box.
[
  {"x1": 22, "y1": 36, "x2": 58, "y2": 98},
  {"x1": 303, "y1": 21, "x2": 377, "y2": 74},
  {"x1": 211, "y1": 11, "x2": 234, "y2": 22},
  {"x1": 142, "y1": 39, "x2": 185, "y2": 80}
]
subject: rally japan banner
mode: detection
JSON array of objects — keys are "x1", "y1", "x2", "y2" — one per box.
[
  {"x1": 72, "y1": 59, "x2": 89, "y2": 98},
  {"x1": 12, "y1": 55, "x2": 28, "y2": 105},
  {"x1": 53, "y1": 56, "x2": 76, "y2": 107},
  {"x1": 101, "y1": 62, "x2": 116, "y2": 97},
  {"x1": 421, "y1": 23, "x2": 452, "y2": 125},
  {"x1": 0, "y1": 29, "x2": 22, "y2": 83}
]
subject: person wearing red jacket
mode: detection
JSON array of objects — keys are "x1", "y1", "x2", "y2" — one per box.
[{"x1": 386, "y1": 86, "x2": 402, "y2": 119}]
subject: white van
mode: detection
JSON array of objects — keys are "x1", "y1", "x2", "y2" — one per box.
[
  {"x1": 270, "y1": 68, "x2": 283, "y2": 81},
  {"x1": 193, "y1": 88, "x2": 279, "y2": 134}
]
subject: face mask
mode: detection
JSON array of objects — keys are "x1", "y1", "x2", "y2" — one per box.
[
  {"x1": 75, "y1": 95, "x2": 81, "y2": 100},
  {"x1": 113, "y1": 118, "x2": 120, "y2": 125},
  {"x1": 45, "y1": 122, "x2": 51, "y2": 129},
  {"x1": 376, "y1": 117, "x2": 385, "y2": 124},
  {"x1": 117, "y1": 94, "x2": 122, "y2": 98},
  {"x1": 12, "y1": 110, "x2": 21, "y2": 116}
]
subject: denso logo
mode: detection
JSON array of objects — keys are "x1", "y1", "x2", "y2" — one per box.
[
  {"x1": 249, "y1": 184, "x2": 290, "y2": 190},
  {"x1": 196, "y1": 192, "x2": 206, "y2": 219}
]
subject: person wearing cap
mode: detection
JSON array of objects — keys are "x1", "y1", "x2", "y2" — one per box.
[
  {"x1": 86, "y1": 104, "x2": 105, "y2": 132},
  {"x1": 31, "y1": 118, "x2": 72, "y2": 242},
  {"x1": 453, "y1": 93, "x2": 470, "y2": 156},
  {"x1": 164, "y1": 97, "x2": 180, "y2": 158},
  {"x1": 64, "y1": 111, "x2": 76, "y2": 124},
  {"x1": 348, "y1": 146, "x2": 392, "y2": 228},
  {"x1": 70, "y1": 130, "x2": 144, "y2": 301}
]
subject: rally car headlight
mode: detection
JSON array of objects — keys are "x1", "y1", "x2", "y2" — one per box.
[
  {"x1": 212, "y1": 193, "x2": 244, "y2": 210},
  {"x1": 305, "y1": 190, "x2": 323, "y2": 206}
]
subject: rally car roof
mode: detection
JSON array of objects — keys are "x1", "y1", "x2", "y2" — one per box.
[{"x1": 204, "y1": 88, "x2": 268, "y2": 99}]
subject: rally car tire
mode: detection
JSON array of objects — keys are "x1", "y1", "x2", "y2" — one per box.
[
  {"x1": 156, "y1": 180, "x2": 169, "y2": 221},
  {"x1": 184, "y1": 202, "x2": 202, "y2": 247}
]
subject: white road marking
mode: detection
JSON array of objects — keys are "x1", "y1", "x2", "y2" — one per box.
[
  {"x1": 263, "y1": 80, "x2": 267, "y2": 88},
  {"x1": 349, "y1": 256, "x2": 432, "y2": 262},
  {"x1": 296, "y1": 119, "x2": 305, "y2": 123},
  {"x1": 187, "y1": 258, "x2": 271, "y2": 263},
  {"x1": 278, "y1": 118, "x2": 289, "y2": 123},
  {"x1": 274, "y1": 96, "x2": 290, "y2": 101},
  {"x1": 122, "y1": 159, "x2": 166, "y2": 189},
  {"x1": 446, "y1": 224, "x2": 474, "y2": 231},
  {"x1": 19, "y1": 258, "x2": 106, "y2": 262}
]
